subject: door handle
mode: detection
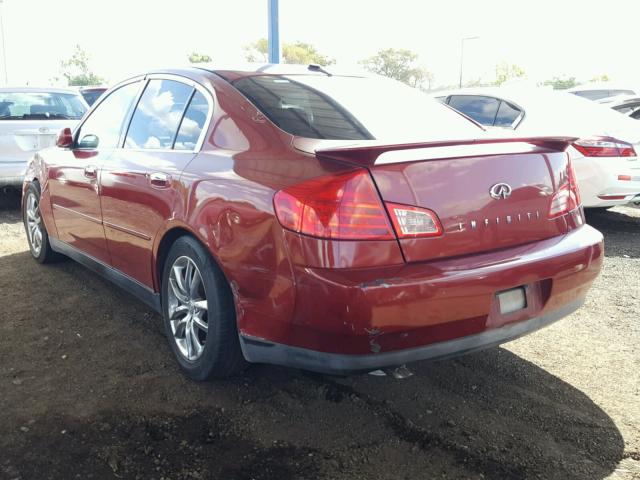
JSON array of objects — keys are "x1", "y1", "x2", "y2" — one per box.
[
  {"x1": 84, "y1": 165, "x2": 98, "y2": 178},
  {"x1": 149, "y1": 172, "x2": 171, "y2": 188}
]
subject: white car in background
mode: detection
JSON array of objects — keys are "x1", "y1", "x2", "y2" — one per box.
[
  {"x1": 598, "y1": 95, "x2": 640, "y2": 120},
  {"x1": 0, "y1": 87, "x2": 87, "y2": 188},
  {"x1": 435, "y1": 87, "x2": 640, "y2": 208}
]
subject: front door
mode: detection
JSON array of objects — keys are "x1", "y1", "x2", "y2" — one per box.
[{"x1": 48, "y1": 81, "x2": 143, "y2": 263}]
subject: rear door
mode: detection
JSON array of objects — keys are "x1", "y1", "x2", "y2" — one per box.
[
  {"x1": 99, "y1": 76, "x2": 211, "y2": 287},
  {"x1": 47, "y1": 80, "x2": 143, "y2": 262}
]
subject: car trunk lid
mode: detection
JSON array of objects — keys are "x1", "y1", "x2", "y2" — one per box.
[
  {"x1": 314, "y1": 137, "x2": 579, "y2": 262},
  {"x1": 0, "y1": 120, "x2": 74, "y2": 163}
]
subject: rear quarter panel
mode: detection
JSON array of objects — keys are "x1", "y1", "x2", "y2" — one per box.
[{"x1": 175, "y1": 75, "x2": 357, "y2": 340}]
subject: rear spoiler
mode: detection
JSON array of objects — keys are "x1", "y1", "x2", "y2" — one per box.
[{"x1": 315, "y1": 136, "x2": 578, "y2": 167}]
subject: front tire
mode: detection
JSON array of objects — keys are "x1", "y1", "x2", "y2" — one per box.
[
  {"x1": 22, "y1": 182, "x2": 59, "y2": 263},
  {"x1": 161, "y1": 236, "x2": 245, "y2": 380}
]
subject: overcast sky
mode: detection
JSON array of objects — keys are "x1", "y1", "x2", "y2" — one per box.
[{"x1": 2, "y1": 0, "x2": 639, "y2": 88}]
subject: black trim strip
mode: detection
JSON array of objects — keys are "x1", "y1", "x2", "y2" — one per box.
[
  {"x1": 49, "y1": 237, "x2": 161, "y2": 313},
  {"x1": 239, "y1": 298, "x2": 584, "y2": 375}
]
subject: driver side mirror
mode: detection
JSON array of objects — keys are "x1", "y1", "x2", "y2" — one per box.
[
  {"x1": 56, "y1": 127, "x2": 74, "y2": 148},
  {"x1": 77, "y1": 134, "x2": 99, "y2": 149}
]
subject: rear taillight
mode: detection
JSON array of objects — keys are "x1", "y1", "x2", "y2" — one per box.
[
  {"x1": 549, "y1": 160, "x2": 581, "y2": 218},
  {"x1": 572, "y1": 137, "x2": 636, "y2": 157},
  {"x1": 386, "y1": 203, "x2": 443, "y2": 238},
  {"x1": 273, "y1": 169, "x2": 395, "y2": 240}
]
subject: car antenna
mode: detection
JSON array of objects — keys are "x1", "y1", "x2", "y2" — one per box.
[{"x1": 308, "y1": 64, "x2": 332, "y2": 76}]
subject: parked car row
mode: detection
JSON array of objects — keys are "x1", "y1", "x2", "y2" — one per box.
[
  {"x1": 0, "y1": 87, "x2": 88, "y2": 188},
  {"x1": 434, "y1": 87, "x2": 640, "y2": 208},
  {"x1": 17, "y1": 64, "x2": 605, "y2": 380}
]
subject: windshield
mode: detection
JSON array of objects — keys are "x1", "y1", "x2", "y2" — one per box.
[
  {"x1": 0, "y1": 91, "x2": 87, "y2": 120},
  {"x1": 232, "y1": 74, "x2": 482, "y2": 142}
]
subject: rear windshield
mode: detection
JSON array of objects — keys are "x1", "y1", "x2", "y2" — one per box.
[
  {"x1": 232, "y1": 74, "x2": 482, "y2": 141},
  {"x1": 0, "y1": 91, "x2": 87, "y2": 120}
]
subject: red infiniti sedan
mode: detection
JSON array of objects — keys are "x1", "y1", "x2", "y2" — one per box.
[{"x1": 22, "y1": 64, "x2": 603, "y2": 380}]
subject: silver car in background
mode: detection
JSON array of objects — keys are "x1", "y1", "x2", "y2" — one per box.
[{"x1": 0, "y1": 87, "x2": 87, "y2": 188}]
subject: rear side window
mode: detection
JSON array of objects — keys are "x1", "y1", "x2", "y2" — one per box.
[
  {"x1": 233, "y1": 76, "x2": 373, "y2": 140},
  {"x1": 0, "y1": 91, "x2": 86, "y2": 120},
  {"x1": 125, "y1": 79, "x2": 194, "y2": 149},
  {"x1": 77, "y1": 82, "x2": 141, "y2": 149},
  {"x1": 174, "y1": 91, "x2": 209, "y2": 150},
  {"x1": 447, "y1": 95, "x2": 500, "y2": 126},
  {"x1": 494, "y1": 100, "x2": 522, "y2": 127}
]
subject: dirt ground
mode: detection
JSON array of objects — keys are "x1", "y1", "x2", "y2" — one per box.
[{"x1": 0, "y1": 189, "x2": 638, "y2": 480}]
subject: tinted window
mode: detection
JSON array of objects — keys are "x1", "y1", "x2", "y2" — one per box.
[
  {"x1": 233, "y1": 76, "x2": 373, "y2": 140},
  {"x1": 572, "y1": 90, "x2": 611, "y2": 101},
  {"x1": 610, "y1": 89, "x2": 635, "y2": 97},
  {"x1": 77, "y1": 82, "x2": 141, "y2": 149},
  {"x1": 0, "y1": 91, "x2": 86, "y2": 120},
  {"x1": 125, "y1": 80, "x2": 193, "y2": 149},
  {"x1": 447, "y1": 95, "x2": 500, "y2": 126},
  {"x1": 231, "y1": 74, "x2": 481, "y2": 142},
  {"x1": 631, "y1": 109, "x2": 640, "y2": 120},
  {"x1": 494, "y1": 100, "x2": 522, "y2": 127},
  {"x1": 81, "y1": 90, "x2": 106, "y2": 106},
  {"x1": 174, "y1": 91, "x2": 209, "y2": 150}
]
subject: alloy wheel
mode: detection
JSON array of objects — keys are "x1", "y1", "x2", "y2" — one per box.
[
  {"x1": 26, "y1": 192, "x2": 43, "y2": 257},
  {"x1": 167, "y1": 256, "x2": 209, "y2": 361}
]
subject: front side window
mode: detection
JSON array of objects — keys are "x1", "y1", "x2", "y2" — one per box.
[
  {"x1": 447, "y1": 95, "x2": 500, "y2": 126},
  {"x1": 174, "y1": 91, "x2": 209, "y2": 150},
  {"x1": 76, "y1": 81, "x2": 141, "y2": 149},
  {"x1": 0, "y1": 91, "x2": 87, "y2": 120},
  {"x1": 125, "y1": 79, "x2": 194, "y2": 149}
]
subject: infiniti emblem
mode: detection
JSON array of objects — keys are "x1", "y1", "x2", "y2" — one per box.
[{"x1": 489, "y1": 183, "x2": 512, "y2": 200}]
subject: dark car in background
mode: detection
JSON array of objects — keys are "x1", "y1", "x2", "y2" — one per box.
[
  {"x1": 79, "y1": 86, "x2": 108, "y2": 106},
  {"x1": 22, "y1": 65, "x2": 603, "y2": 380}
]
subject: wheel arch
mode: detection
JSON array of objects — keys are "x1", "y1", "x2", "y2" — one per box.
[{"x1": 152, "y1": 222, "x2": 233, "y2": 300}]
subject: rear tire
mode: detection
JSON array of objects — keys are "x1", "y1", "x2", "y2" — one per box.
[
  {"x1": 22, "y1": 181, "x2": 60, "y2": 264},
  {"x1": 161, "y1": 236, "x2": 245, "y2": 380}
]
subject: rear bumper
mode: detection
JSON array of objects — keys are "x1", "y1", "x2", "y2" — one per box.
[
  {"x1": 240, "y1": 224, "x2": 603, "y2": 373},
  {"x1": 240, "y1": 298, "x2": 584, "y2": 375},
  {"x1": 0, "y1": 161, "x2": 27, "y2": 187}
]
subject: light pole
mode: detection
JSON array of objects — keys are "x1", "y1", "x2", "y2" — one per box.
[
  {"x1": 267, "y1": 0, "x2": 280, "y2": 63},
  {"x1": 459, "y1": 36, "x2": 479, "y2": 88},
  {"x1": 0, "y1": 0, "x2": 7, "y2": 84}
]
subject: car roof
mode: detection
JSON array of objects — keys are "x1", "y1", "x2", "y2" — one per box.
[
  {"x1": 0, "y1": 86, "x2": 82, "y2": 94},
  {"x1": 79, "y1": 86, "x2": 108, "y2": 91},
  {"x1": 184, "y1": 63, "x2": 369, "y2": 81}
]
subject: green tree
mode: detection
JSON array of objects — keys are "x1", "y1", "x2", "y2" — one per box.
[
  {"x1": 542, "y1": 76, "x2": 579, "y2": 90},
  {"x1": 360, "y1": 48, "x2": 433, "y2": 89},
  {"x1": 494, "y1": 62, "x2": 525, "y2": 86},
  {"x1": 59, "y1": 45, "x2": 104, "y2": 86},
  {"x1": 244, "y1": 39, "x2": 334, "y2": 65},
  {"x1": 188, "y1": 52, "x2": 212, "y2": 63},
  {"x1": 589, "y1": 74, "x2": 610, "y2": 83}
]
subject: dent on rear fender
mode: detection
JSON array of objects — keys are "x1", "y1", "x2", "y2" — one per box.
[{"x1": 187, "y1": 179, "x2": 297, "y2": 337}]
